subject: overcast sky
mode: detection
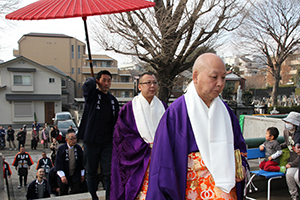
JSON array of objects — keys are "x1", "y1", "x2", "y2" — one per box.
[{"x1": 0, "y1": 0, "x2": 131, "y2": 65}]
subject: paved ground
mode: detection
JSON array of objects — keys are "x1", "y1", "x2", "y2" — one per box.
[
  {"x1": 0, "y1": 130, "x2": 102, "y2": 200},
  {"x1": 0, "y1": 131, "x2": 294, "y2": 200}
]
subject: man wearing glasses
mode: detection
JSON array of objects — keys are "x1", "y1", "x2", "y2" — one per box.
[
  {"x1": 55, "y1": 130, "x2": 84, "y2": 195},
  {"x1": 110, "y1": 72, "x2": 167, "y2": 200}
]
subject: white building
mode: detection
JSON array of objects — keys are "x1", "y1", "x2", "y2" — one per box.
[
  {"x1": 0, "y1": 56, "x2": 73, "y2": 126},
  {"x1": 224, "y1": 55, "x2": 265, "y2": 77}
]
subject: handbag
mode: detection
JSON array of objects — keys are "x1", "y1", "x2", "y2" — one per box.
[
  {"x1": 56, "y1": 134, "x2": 62, "y2": 141},
  {"x1": 41, "y1": 140, "x2": 44, "y2": 144}
]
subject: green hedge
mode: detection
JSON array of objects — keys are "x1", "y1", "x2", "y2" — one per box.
[{"x1": 267, "y1": 106, "x2": 300, "y2": 114}]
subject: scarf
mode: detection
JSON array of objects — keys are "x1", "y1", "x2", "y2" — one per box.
[{"x1": 132, "y1": 93, "x2": 165, "y2": 143}]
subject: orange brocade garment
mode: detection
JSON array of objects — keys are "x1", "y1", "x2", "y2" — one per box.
[
  {"x1": 186, "y1": 152, "x2": 237, "y2": 200},
  {"x1": 136, "y1": 152, "x2": 237, "y2": 200},
  {"x1": 136, "y1": 160, "x2": 150, "y2": 200}
]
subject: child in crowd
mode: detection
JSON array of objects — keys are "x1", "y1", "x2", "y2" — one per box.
[{"x1": 259, "y1": 126, "x2": 285, "y2": 172}]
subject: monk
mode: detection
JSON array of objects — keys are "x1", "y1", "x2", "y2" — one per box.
[
  {"x1": 146, "y1": 53, "x2": 248, "y2": 200},
  {"x1": 110, "y1": 72, "x2": 167, "y2": 200}
]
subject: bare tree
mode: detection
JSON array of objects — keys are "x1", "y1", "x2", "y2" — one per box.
[
  {"x1": 244, "y1": 75, "x2": 266, "y2": 90},
  {"x1": 0, "y1": 0, "x2": 20, "y2": 25},
  {"x1": 92, "y1": 0, "x2": 247, "y2": 103},
  {"x1": 236, "y1": 0, "x2": 300, "y2": 106},
  {"x1": 0, "y1": 0, "x2": 20, "y2": 47}
]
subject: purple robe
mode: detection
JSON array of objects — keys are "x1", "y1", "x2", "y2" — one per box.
[
  {"x1": 146, "y1": 96, "x2": 248, "y2": 200},
  {"x1": 111, "y1": 100, "x2": 167, "y2": 200}
]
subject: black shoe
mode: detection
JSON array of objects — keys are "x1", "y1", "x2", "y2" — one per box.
[{"x1": 18, "y1": 185, "x2": 22, "y2": 189}]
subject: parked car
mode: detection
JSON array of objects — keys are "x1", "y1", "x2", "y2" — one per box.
[
  {"x1": 52, "y1": 112, "x2": 73, "y2": 121},
  {"x1": 54, "y1": 119, "x2": 78, "y2": 143}
]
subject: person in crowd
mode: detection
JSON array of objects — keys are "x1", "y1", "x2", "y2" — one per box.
[
  {"x1": 31, "y1": 121, "x2": 40, "y2": 150},
  {"x1": 7, "y1": 125, "x2": 17, "y2": 150},
  {"x1": 23, "y1": 124, "x2": 27, "y2": 146},
  {"x1": 50, "y1": 138, "x2": 58, "y2": 165},
  {"x1": 284, "y1": 112, "x2": 300, "y2": 200},
  {"x1": 12, "y1": 147, "x2": 34, "y2": 189},
  {"x1": 51, "y1": 125, "x2": 60, "y2": 141},
  {"x1": 36, "y1": 151, "x2": 53, "y2": 178},
  {"x1": 32, "y1": 121, "x2": 41, "y2": 132},
  {"x1": 110, "y1": 72, "x2": 167, "y2": 200},
  {"x1": 78, "y1": 70, "x2": 119, "y2": 200},
  {"x1": 47, "y1": 167, "x2": 60, "y2": 196},
  {"x1": 259, "y1": 127, "x2": 284, "y2": 172},
  {"x1": 68, "y1": 125, "x2": 75, "y2": 133},
  {"x1": 0, "y1": 125, "x2": 6, "y2": 149},
  {"x1": 26, "y1": 168, "x2": 50, "y2": 200},
  {"x1": 146, "y1": 53, "x2": 248, "y2": 200},
  {"x1": 41, "y1": 126, "x2": 50, "y2": 149},
  {"x1": 45, "y1": 123, "x2": 51, "y2": 133},
  {"x1": 3, "y1": 156, "x2": 12, "y2": 179},
  {"x1": 55, "y1": 130, "x2": 85, "y2": 195},
  {"x1": 17, "y1": 127, "x2": 26, "y2": 150}
]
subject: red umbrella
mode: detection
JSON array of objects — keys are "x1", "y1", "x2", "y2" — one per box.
[{"x1": 6, "y1": 0, "x2": 155, "y2": 77}]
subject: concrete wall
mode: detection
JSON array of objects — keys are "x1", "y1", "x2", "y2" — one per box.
[{"x1": 242, "y1": 115, "x2": 286, "y2": 139}]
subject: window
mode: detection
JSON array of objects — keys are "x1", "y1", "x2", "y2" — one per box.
[
  {"x1": 13, "y1": 75, "x2": 31, "y2": 85},
  {"x1": 120, "y1": 76, "x2": 129, "y2": 82},
  {"x1": 102, "y1": 61, "x2": 111, "y2": 67},
  {"x1": 78, "y1": 45, "x2": 81, "y2": 59},
  {"x1": 49, "y1": 78, "x2": 55, "y2": 83},
  {"x1": 61, "y1": 79, "x2": 66, "y2": 87},
  {"x1": 78, "y1": 68, "x2": 81, "y2": 74},
  {"x1": 14, "y1": 102, "x2": 32, "y2": 117},
  {"x1": 92, "y1": 61, "x2": 97, "y2": 67},
  {"x1": 71, "y1": 45, "x2": 74, "y2": 59},
  {"x1": 120, "y1": 91, "x2": 130, "y2": 98},
  {"x1": 72, "y1": 68, "x2": 74, "y2": 74}
]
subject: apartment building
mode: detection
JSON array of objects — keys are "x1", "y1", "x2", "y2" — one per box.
[
  {"x1": 13, "y1": 32, "x2": 86, "y2": 99},
  {"x1": 82, "y1": 54, "x2": 135, "y2": 100},
  {"x1": 13, "y1": 32, "x2": 135, "y2": 105},
  {"x1": 266, "y1": 51, "x2": 300, "y2": 86}
]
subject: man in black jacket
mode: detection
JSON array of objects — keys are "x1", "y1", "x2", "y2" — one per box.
[
  {"x1": 78, "y1": 70, "x2": 119, "y2": 200},
  {"x1": 55, "y1": 130, "x2": 84, "y2": 195},
  {"x1": 26, "y1": 169, "x2": 50, "y2": 200}
]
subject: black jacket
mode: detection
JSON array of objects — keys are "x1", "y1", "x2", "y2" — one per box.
[{"x1": 78, "y1": 77, "x2": 119, "y2": 144}]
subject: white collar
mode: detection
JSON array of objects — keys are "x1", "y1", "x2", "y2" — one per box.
[
  {"x1": 132, "y1": 93, "x2": 165, "y2": 143},
  {"x1": 184, "y1": 81, "x2": 235, "y2": 193},
  {"x1": 67, "y1": 143, "x2": 74, "y2": 149},
  {"x1": 35, "y1": 179, "x2": 44, "y2": 185}
]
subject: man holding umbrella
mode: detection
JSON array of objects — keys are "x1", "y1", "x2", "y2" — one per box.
[
  {"x1": 6, "y1": 1, "x2": 156, "y2": 199},
  {"x1": 78, "y1": 70, "x2": 119, "y2": 200}
]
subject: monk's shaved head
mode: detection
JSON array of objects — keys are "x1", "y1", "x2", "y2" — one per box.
[
  {"x1": 192, "y1": 53, "x2": 225, "y2": 73},
  {"x1": 192, "y1": 53, "x2": 226, "y2": 107}
]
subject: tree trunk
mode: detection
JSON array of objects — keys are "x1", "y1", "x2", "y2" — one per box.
[
  {"x1": 271, "y1": 69, "x2": 280, "y2": 106},
  {"x1": 157, "y1": 84, "x2": 170, "y2": 105}
]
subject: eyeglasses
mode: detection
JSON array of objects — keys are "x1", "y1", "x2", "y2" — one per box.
[
  {"x1": 68, "y1": 137, "x2": 77, "y2": 140},
  {"x1": 139, "y1": 81, "x2": 157, "y2": 86}
]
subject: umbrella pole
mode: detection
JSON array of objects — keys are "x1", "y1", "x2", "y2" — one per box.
[{"x1": 83, "y1": 17, "x2": 94, "y2": 78}]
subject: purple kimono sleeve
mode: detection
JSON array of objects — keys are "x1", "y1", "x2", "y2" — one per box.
[
  {"x1": 147, "y1": 97, "x2": 196, "y2": 200},
  {"x1": 110, "y1": 102, "x2": 151, "y2": 200}
]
